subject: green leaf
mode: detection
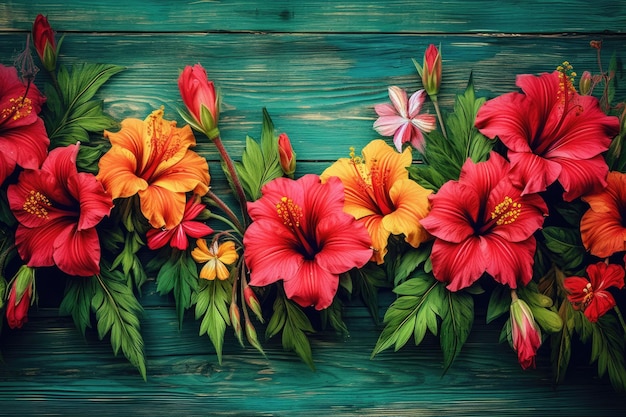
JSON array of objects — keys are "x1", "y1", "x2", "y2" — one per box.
[
  {"x1": 393, "y1": 246, "x2": 431, "y2": 286},
  {"x1": 320, "y1": 298, "x2": 349, "y2": 336},
  {"x1": 59, "y1": 276, "x2": 96, "y2": 336},
  {"x1": 445, "y1": 74, "x2": 492, "y2": 164},
  {"x1": 590, "y1": 314, "x2": 626, "y2": 392},
  {"x1": 156, "y1": 250, "x2": 199, "y2": 328},
  {"x1": 266, "y1": 290, "x2": 316, "y2": 369},
  {"x1": 349, "y1": 263, "x2": 389, "y2": 323},
  {"x1": 541, "y1": 226, "x2": 586, "y2": 272},
  {"x1": 193, "y1": 278, "x2": 232, "y2": 364},
  {"x1": 551, "y1": 301, "x2": 574, "y2": 384},
  {"x1": 91, "y1": 270, "x2": 146, "y2": 380},
  {"x1": 234, "y1": 109, "x2": 283, "y2": 201},
  {"x1": 439, "y1": 289, "x2": 474, "y2": 372},
  {"x1": 44, "y1": 63, "x2": 124, "y2": 147},
  {"x1": 282, "y1": 299, "x2": 316, "y2": 370},
  {"x1": 486, "y1": 285, "x2": 511, "y2": 324},
  {"x1": 371, "y1": 274, "x2": 441, "y2": 357}
]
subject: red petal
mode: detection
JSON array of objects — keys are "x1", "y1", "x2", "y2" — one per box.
[
  {"x1": 53, "y1": 224, "x2": 101, "y2": 276},
  {"x1": 430, "y1": 237, "x2": 487, "y2": 291},
  {"x1": 554, "y1": 155, "x2": 608, "y2": 202},
  {"x1": 283, "y1": 261, "x2": 339, "y2": 310},
  {"x1": 483, "y1": 235, "x2": 536, "y2": 288}
]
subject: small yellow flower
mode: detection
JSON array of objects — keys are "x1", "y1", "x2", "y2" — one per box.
[{"x1": 191, "y1": 239, "x2": 239, "y2": 280}]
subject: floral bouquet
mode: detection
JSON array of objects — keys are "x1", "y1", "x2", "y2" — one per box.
[
  {"x1": 1, "y1": 16, "x2": 625, "y2": 392},
  {"x1": 367, "y1": 43, "x2": 626, "y2": 391}
]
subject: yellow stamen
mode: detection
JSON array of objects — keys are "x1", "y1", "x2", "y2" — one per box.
[
  {"x1": 23, "y1": 190, "x2": 51, "y2": 219},
  {"x1": 490, "y1": 196, "x2": 521, "y2": 226},
  {"x1": 1, "y1": 97, "x2": 33, "y2": 122},
  {"x1": 276, "y1": 196, "x2": 302, "y2": 228}
]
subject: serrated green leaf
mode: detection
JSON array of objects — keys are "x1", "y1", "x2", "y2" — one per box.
[
  {"x1": 439, "y1": 289, "x2": 474, "y2": 372},
  {"x1": 157, "y1": 251, "x2": 199, "y2": 328},
  {"x1": 372, "y1": 275, "x2": 440, "y2": 357},
  {"x1": 44, "y1": 63, "x2": 124, "y2": 147},
  {"x1": 444, "y1": 74, "x2": 492, "y2": 164},
  {"x1": 393, "y1": 247, "x2": 431, "y2": 285},
  {"x1": 193, "y1": 278, "x2": 232, "y2": 364},
  {"x1": 265, "y1": 294, "x2": 287, "y2": 340},
  {"x1": 59, "y1": 277, "x2": 96, "y2": 336},
  {"x1": 234, "y1": 110, "x2": 283, "y2": 201},
  {"x1": 394, "y1": 273, "x2": 436, "y2": 296},
  {"x1": 282, "y1": 299, "x2": 316, "y2": 370},
  {"x1": 92, "y1": 270, "x2": 146, "y2": 380}
]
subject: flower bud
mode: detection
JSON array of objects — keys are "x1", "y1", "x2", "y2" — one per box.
[
  {"x1": 6, "y1": 265, "x2": 35, "y2": 329},
  {"x1": 32, "y1": 14, "x2": 57, "y2": 72},
  {"x1": 178, "y1": 64, "x2": 220, "y2": 139},
  {"x1": 278, "y1": 133, "x2": 296, "y2": 178},
  {"x1": 579, "y1": 71, "x2": 593, "y2": 95},
  {"x1": 229, "y1": 302, "x2": 244, "y2": 346},
  {"x1": 415, "y1": 44, "x2": 442, "y2": 99},
  {"x1": 244, "y1": 285, "x2": 264, "y2": 323},
  {"x1": 509, "y1": 297, "x2": 542, "y2": 370}
]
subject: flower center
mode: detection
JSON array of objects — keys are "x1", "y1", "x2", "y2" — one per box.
[
  {"x1": 479, "y1": 195, "x2": 521, "y2": 234},
  {"x1": 1, "y1": 96, "x2": 33, "y2": 124},
  {"x1": 491, "y1": 196, "x2": 521, "y2": 226},
  {"x1": 23, "y1": 190, "x2": 51, "y2": 219},
  {"x1": 141, "y1": 109, "x2": 182, "y2": 180},
  {"x1": 349, "y1": 147, "x2": 395, "y2": 215},
  {"x1": 276, "y1": 196, "x2": 316, "y2": 258},
  {"x1": 581, "y1": 282, "x2": 594, "y2": 310}
]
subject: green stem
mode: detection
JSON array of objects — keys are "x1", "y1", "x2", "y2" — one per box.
[
  {"x1": 432, "y1": 98, "x2": 448, "y2": 140},
  {"x1": 208, "y1": 213, "x2": 241, "y2": 236},
  {"x1": 212, "y1": 136, "x2": 249, "y2": 227},
  {"x1": 207, "y1": 190, "x2": 244, "y2": 234}
]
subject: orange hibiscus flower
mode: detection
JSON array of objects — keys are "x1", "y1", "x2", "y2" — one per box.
[
  {"x1": 580, "y1": 171, "x2": 626, "y2": 258},
  {"x1": 97, "y1": 108, "x2": 210, "y2": 229},
  {"x1": 321, "y1": 139, "x2": 432, "y2": 264}
]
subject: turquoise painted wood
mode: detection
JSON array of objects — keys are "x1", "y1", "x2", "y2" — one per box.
[{"x1": 1, "y1": 1, "x2": 626, "y2": 415}]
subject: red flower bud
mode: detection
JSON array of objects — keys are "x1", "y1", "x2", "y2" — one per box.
[
  {"x1": 416, "y1": 44, "x2": 442, "y2": 99},
  {"x1": 32, "y1": 14, "x2": 57, "y2": 72},
  {"x1": 244, "y1": 285, "x2": 264, "y2": 322},
  {"x1": 178, "y1": 64, "x2": 220, "y2": 139},
  {"x1": 278, "y1": 133, "x2": 296, "y2": 177},
  {"x1": 229, "y1": 302, "x2": 244, "y2": 346},
  {"x1": 5, "y1": 267, "x2": 35, "y2": 329},
  {"x1": 509, "y1": 297, "x2": 542, "y2": 370}
]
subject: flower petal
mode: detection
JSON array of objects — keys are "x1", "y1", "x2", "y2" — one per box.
[{"x1": 283, "y1": 261, "x2": 339, "y2": 310}]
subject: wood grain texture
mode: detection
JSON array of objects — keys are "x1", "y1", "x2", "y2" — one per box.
[
  {"x1": 1, "y1": 0, "x2": 625, "y2": 34},
  {"x1": 1, "y1": 1, "x2": 626, "y2": 415}
]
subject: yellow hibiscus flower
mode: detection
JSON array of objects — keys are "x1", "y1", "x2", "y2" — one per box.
[
  {"x1": 321, "y1": 139, "x2": 432, "y2": 264},
  {"x1": 97, "y1": 108, "x2": 210, "y2": 229}
]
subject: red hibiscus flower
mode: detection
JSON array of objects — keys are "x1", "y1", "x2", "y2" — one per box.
[
  {"x1": 564, "y1": 262, "x2": 625, "y2": 322},
  {"x1": 0, "y1": 64, "x2": 49, "y2": 185},
  {"x1": 146, "y1": 196, "x2": 213, "y2": 250},
  {"x1": 419, "y1": 152, "x2": 548, "y2": 291},
  {"x1": 475, "y1": 69, "x2": 620, "y2": 201},
  {"x1": 8, "y1": 144, "x2": 114, "y2": 276},
  {"x1": 243, "y1": 174, "x2": 373, "y2": 310}
]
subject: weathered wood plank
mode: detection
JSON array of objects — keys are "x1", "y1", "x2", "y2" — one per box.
[
  {"x1": 1, "y1": 0, "x2": 624, "y2": 34},
  {"x1": 0, "y1": 298, "x2": 623, "y2": 416},
  {"x1": 1, "y1": 33, "x2": 624, "y2": 161}
]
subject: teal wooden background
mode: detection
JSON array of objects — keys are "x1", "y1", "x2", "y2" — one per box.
[{"x1": 1, "y1": 1, "x2": 626, "y2": 415}]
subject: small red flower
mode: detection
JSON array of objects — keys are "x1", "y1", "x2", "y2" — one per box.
[
  {"x1": 564, "y1": 262, "x2": 625, "y2": 322},
  {"x1": 146, "y1": 197, "x2": 213, "y2": 250}
]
